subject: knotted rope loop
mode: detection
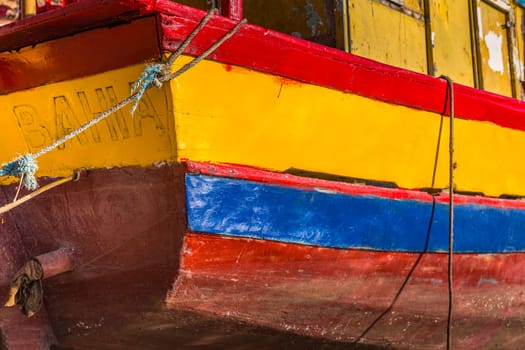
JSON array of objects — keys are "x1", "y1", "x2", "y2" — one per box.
[
  {"x1": 0, "y1": 154, "x2": 38, "y2": 191},
  {"x1": 130, "y1": 63, "x2": 169, "y2": 114},
  {"x1": 130, "y1": 8, "x2": 218, "y2": 115}
]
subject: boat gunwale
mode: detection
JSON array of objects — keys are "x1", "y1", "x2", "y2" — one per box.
[
  {"x1": 152, "y1": 0, "x2": 525, "y2": 132},
  {"x1": 0, "y1": 0, "x2": 525, "y2": 131}
]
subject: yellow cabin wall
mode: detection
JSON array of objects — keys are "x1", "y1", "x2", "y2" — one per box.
[
  {"x1": 403, "y1": 0, "x2": 423, "y2": 12},
  {"x1": 348, "y1": 0, "x2": 427, "y2": 74},
  {"x1": 430, "y1": 0, "x2": 476, "y2": 86},
  {"x1": 343, "y1": 0, "x2": 524, "y2": 99}
]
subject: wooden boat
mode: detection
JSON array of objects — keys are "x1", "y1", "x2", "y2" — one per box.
[{"x1": 1, "y1": 0, "x2": 525, "y2": 348}]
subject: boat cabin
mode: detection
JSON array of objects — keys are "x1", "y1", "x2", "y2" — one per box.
[{"x1": 217, "y1": 0, "x2": 525, "y2": 99}]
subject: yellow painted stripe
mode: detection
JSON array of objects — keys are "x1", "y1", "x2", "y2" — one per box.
[
  {"x1": 171, "y1": 56, "x2": 525, "y2": 197},
  {"x1": 1, "y1": 56, "x2": 524, "y2": 198},
  {"x1": 0, "y1": 63, "x2": 176, "y2": 184}
]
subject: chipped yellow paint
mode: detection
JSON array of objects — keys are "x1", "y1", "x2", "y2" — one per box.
[
  {"x1": 172, "y1": 56, "x2": 525, "y2": 197},
  {"x1": 430, "y1": 0, "x2": 475, "y2": 86},
  {"x1": 476, "y1": 0, "x2": 514, "y2": 97},
  {"x1": 348, "y1": 0, "x2": 427, "y2": 74},
  {"x1": 0, "y1": 63, "x2": 175, "y2": 184}
]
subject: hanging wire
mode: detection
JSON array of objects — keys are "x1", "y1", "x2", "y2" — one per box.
[{"x1": 440, "y1": 74, "x2": 455, "y2": 350}]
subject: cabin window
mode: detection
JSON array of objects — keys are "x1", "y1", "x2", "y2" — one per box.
[{"x1": 243, "y1": 0, "x2": 344, "y2": 48}]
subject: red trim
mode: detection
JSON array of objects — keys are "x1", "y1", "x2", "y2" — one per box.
[
  {"x1": 184, "y1": 161, "x2": 525, "y2": 210},
  {"x1": 181, "y1": 232, "x2": 525, "y2": 285},
  {"x1": 150, "y1": 1, "x2": 525, "y2": 132}
]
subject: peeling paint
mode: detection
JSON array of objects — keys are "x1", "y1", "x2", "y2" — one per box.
[
  {"x1": 485, "y1": 31, "x2": 504, "y2": 74},
  {"x1": 304, "y1": 0, "x2": 323, "y2": 36}
]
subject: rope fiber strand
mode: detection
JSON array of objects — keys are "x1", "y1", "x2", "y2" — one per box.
[{"x1": 0, "y1": 10, "x2": 245, "y2": 193}]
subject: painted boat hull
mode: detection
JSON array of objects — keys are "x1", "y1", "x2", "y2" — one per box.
[
  {"x1": 172, "y1": 162, "x2": 525, "y2": 349},
  {"x1": 1, "y1": 1, "x2": 525, "y2": 349},
  {"x1": 172, "y1": 234, "x2": 525, "y2": 349}
]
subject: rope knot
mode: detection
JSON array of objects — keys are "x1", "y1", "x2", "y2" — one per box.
[
  {"x1": 0, "y1": 154, "x2": 38, "y2": 191},
  {"x1": 130, "y1": 63, "x2": 169, "y2": 115}
]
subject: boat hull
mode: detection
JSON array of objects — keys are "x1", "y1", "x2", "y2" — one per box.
[
  {"x1": 2, "y1": 1, "x2": 525, "y2": 348},
  {"x1": 171, "y1": 233, "x2": 525, "y2": 349},
  {"x1": 170, "y1": 162, "x2": 525, "y2": 349}
]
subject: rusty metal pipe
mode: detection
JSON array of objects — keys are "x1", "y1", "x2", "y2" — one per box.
[{"x1": 35, "y1": 247, "x2": 74, "y2": 279}]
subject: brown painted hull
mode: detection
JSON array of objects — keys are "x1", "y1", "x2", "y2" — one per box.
[{"x1": 0, "y1": 165, "x2": 186, "y2": 348}]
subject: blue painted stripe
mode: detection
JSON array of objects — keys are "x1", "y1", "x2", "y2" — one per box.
[{"x1": 185, "y1": 174, "x2": 525, "y2": 253}]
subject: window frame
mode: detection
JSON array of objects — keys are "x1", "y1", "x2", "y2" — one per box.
[{"x1": 469, "y1": 0, "x2": 519, "y2": 97}]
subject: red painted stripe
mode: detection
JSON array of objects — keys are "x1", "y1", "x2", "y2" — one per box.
[
  {"x1": 181, "y1": 233, "x2": 525, "y2": 287},
  {"x1": 146, "y1": 0, "x2": 525, "y2": 132},
  {"x1": 170, "y1": 233, "x2": 525, "y2": 347},
  {"x1": 184, "y1": 161, "x2": 525, "y2": 210}
]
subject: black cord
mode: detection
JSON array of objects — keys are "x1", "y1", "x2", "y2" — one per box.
[{"x1": 440, "y1": 75, "x2": 454, "y2": 350}]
